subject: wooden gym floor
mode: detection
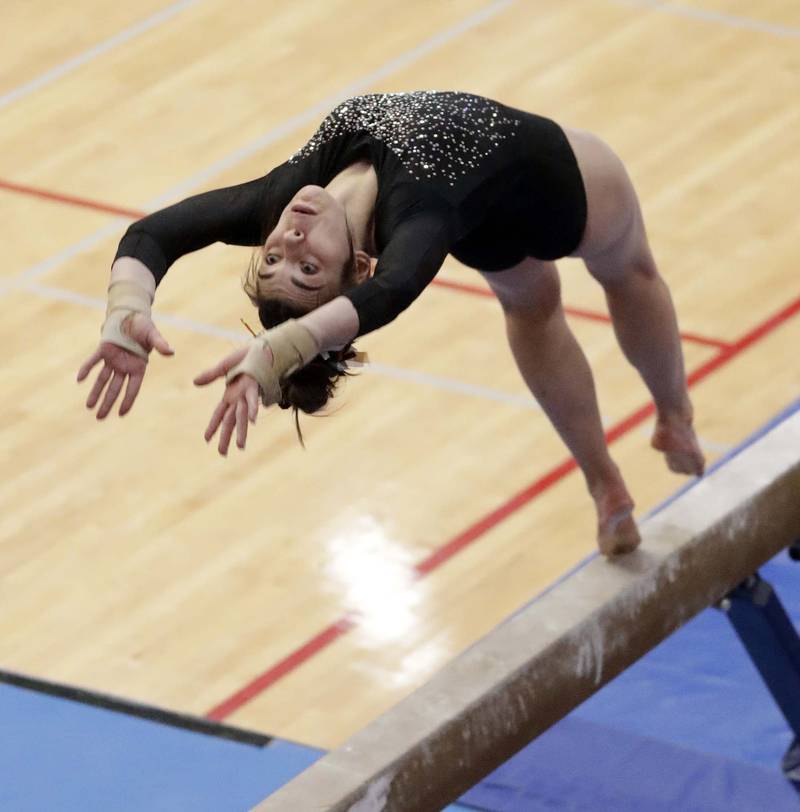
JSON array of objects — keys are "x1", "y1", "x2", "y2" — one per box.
[{"x1": 1, "y1": 0, "x2": 798, "y2": 750}]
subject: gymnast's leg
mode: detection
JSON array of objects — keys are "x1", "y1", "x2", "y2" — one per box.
[
  {"x1": 482, "y1": 258, "x2": 640, "y2": 556},
  {"x1": 564, "y1": 127, "x2": 705, "y2": 476}
]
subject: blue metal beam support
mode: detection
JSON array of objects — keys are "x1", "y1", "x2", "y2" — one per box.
[{"x1": 717, "y1": 546, "x2": 800, "y2": 789}]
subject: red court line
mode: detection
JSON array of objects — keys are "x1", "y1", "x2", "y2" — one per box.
[
  {"x1": 683, "y1": 296, "x2": 800, "y2": 389},
  {"x1": 204, "y1": 292, "x2": 800, "y2": 720},
  {"x1": 430, "y1": 276, "x2": 732, "y2": 350},
  {"x1": 206, "y1": 615, "x2": 358, "y2": 721},
  {"x1": 0, "y1": 178, "x2": 145, "y2": 220},
  {"x1": 673, "y1": 330, "x2": 731, "y2": 351},
  {"x1": 6, "y1": 175, "x2": 788, "y2": 715},
  {"x1": 414, "y1": 457, "x2": 578, "y2": 577},
  {"x1": 3, "y1": 176, "x2": 730, "y2": 348}
]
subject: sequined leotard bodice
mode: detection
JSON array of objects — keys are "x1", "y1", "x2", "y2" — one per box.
[{"x1": 115, "y1": 92, "x2": 587, "y2": 336}]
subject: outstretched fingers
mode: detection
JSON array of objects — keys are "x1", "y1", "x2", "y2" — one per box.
[
  {"x1": 200, "y1": 365, "x2": 259, "y2": 455},
  {"x1": 204, "y1": 400, "x2": 229, "y2": 443},
  {"x1": 119, "y1": 373, "x2": 144, "y2": 416},
  {"x1": 86, "y1": 365, "x2": 112, "y2": 409},
  {"x1": 218, "y1": 404, "x2": 236, "y2": 456},
  {"x1": 194, "y1": 360, "x2": 229, "y2": 387},
  {"x1": 96, "y1": 371, "x2": 125, "y2": 419},
  {"x1": 193, "y1": 347, "x2": 247, "y2": 387},
  {"x1": 77, "y1": 349, "x2": 103, "y2": 383},
  {"x1": 245, "y1": 384, "x2": 259, "y2": 424},
  {"x1": 236, "y1": 399, "x2": 249, "y2": 449}
]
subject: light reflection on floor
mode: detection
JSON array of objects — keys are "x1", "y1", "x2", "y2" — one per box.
[{"x1": 323, "y1": 512, "x2": 444, "y2": 685}]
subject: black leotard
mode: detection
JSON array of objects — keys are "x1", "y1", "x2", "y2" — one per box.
[{"x1": 115, "y1": 91, "x2": 587, "y2": 336}]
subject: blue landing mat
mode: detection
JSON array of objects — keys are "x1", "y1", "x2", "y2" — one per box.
[
  {"x1": 458, "y1": 400, "x2": 800, "y2": 812},
  {"x1": 0, "y1": 679, "x2": 470, "y2": 810},
  {"x1": 458, "y1": 551, "x2": 800, "y2": 812},
  {"x1": 457, "y1": 715, "x2": 798, "y2": 812},
  {"x1": 0, "y1": 683, "x2": 322, "y2": 812},
  {"x1": 3, "y1": 400, "x2": 799, "y2": 810}
]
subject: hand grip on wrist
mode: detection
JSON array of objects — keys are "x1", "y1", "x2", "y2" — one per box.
[
  {"x1": 100, "y1": 280, "x2": 153, "y2": 360},
  {"x1": 226, "y1": 319, "x2": 320, "y2": 405}
]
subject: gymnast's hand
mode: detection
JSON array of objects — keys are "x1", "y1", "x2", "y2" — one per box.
[
  {"x1": 193, "y1": 346, "x2": 265, "y2": 456},
  {"x1": 77, "y1": 313, "x2": 174, "y2": 419},
  {"x1": 194, "y1": 320, "x2": 319, "y2": 454}
]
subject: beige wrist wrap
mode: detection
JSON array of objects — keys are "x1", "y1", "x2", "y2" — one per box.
[
  {"x1": 101, "y1": 280, "x2": 153, "y2": 360},
  {"x1": 226, "y1": 319, "x2": 320, "y2": 405}
]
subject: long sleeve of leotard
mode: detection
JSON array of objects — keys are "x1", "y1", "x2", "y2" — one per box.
[
  {"x1": 343, "y1": 213, "x2": 451, "y2": 336},
  {"x1": 114, "y1": 176, "x2": 270, "y2": 283}
]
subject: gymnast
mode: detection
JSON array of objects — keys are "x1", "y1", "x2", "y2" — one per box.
[{"x1": 77, "y1": 91, "x2": 705, "y2": 555}]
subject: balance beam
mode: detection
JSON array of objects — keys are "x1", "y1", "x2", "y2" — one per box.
[{"x1": 252, "y1": 409, "x2": 800, "y2": 812}]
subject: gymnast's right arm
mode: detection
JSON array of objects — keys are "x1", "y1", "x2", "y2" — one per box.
[{"x1": 77, "y1": 176, "x2": 270, "y2": 419}]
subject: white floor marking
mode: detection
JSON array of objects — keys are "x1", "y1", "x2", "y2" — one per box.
[
  {"x1": 0, "y1": 0, "x2": 205, "y2": 111},
  {"x1": 613, "y1": 0, "x2": 800, "y2": 39},
  {"x1": 21, "y1": 278, "x2": 541, "y2": 409},
  {"x1": 10, "y1": 0, "x2": 516, "y2": 289}
]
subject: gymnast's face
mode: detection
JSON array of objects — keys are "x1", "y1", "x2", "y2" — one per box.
[{"x1": 257, "y1": 186, "x2": 353, "y2": 309}]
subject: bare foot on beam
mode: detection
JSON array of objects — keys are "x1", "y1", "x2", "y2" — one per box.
[
  {"x1": 593, "y1": 483, "x2": 641, "y2": 556},
  {"x1": 651, "y1": 412, "x2": 705, "y2": 476}
]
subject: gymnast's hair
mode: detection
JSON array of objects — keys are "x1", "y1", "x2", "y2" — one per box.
[{"x1": 242, "y1": 232, "x2": 361, "y2": 445}]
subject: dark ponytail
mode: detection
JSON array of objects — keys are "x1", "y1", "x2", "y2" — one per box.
[{"x1": 255, "y1": 299, "x2": 359, "y2": 445}]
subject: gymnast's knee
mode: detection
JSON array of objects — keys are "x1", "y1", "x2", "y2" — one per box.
[
  {"x1": 584, "y1": 223, "x2": 658, "y2": 289},
  {"x1": 483, "y1": 263, "x2": 563, "y2": 323}
]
